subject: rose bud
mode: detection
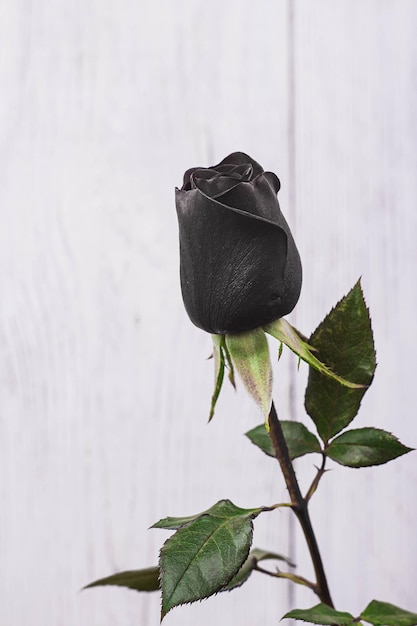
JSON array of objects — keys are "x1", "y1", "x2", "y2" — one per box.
[{"x1": 175, "y1": 152, "x2": 302, "y2": 334}]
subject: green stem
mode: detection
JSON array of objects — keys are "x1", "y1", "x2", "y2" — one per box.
[
  {"x1": 268, "y1": 402, "x2": 334, "y2": 608},
  {"x1": 254, "y1": 564, "x2": 317, "y2": 593}
]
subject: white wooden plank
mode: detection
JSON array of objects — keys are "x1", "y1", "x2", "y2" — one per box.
[
  {"x1": 0, "y1": 1, "x2": 293, "y2": 625},
  {"x1": 291, "y1": 0, "x2": 417, "y2": 616}
]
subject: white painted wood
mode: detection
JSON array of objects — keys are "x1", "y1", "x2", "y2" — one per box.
[
  {"x1": 291, "y1": 1, "x2": 417, "y2": 617},
  {"x1": 0, "y1": 1, "x2": 416, "y2": 625}
]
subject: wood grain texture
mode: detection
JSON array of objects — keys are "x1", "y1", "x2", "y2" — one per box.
[
  {"x1": 0, "y1": 1, "x2": 416, "y2": 625},
  {"x1": 291, "y1": 2, "x2": 417, "y2": 617}
]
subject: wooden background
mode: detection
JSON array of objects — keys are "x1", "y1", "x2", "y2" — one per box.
[{"x1": 1, "y1": 1, "x2": 416, "y2": 624}]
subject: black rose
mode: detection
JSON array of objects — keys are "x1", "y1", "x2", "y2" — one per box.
[{"x1": 175, "y1": 152, "x2": 302, "y2": 334}]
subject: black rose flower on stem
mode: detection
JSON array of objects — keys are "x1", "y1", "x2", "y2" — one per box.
[{"x1": 175, "y1": 152, "x2": 302, "y2": 334}]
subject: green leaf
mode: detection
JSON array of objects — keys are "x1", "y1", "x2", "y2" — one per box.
[
  {"x1": 360, "y1": 599, "x2": 417, "y2": 625},
  {"x1": 159, "y1": 499, "x2": 263, "y2": 619},
  {"x1": 264, "y1": 318, "x2": 362, "y2": 390},
  {"x1": 152, "y1": 511, "x2": 206, "y2": 530},
  {"x1": 83, "y1": 567, "x2": 160, "y2": 592},
  {"x1": 209, "y1": 335, "x2": 226, "y2": 422},
  {"x1": 304, "y1": 280, "x2": 376, "y2": 442},
  {"x1": 281, "y1": 421, "x2": 322, "y2": 459},
  {"x1": 246, "y1": 422, "x2": 321, "y2": 460},
  {"x1": 245, "y1": 424, "x2": 275, "y2": 457},
  {"x1": 225, "y1": 328, "x2": 272, "y2": 419},
  {"x1": 327, "y1": 428, "x2": 413, "y2": 468},
  {"x1": 283, "y1": 603, "x2": 355, "y2": 624},
  {"x1": 224, "y1": 547, "x2": 293, "y2": 590}
]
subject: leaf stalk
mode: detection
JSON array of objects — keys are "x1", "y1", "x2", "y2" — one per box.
[{"x1": 254, "y1": 564, "x2": 317, "y2": 592}]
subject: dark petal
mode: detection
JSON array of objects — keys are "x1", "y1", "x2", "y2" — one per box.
[
  {"x1": 263, "y1": 171, "x2": 281, "y2": 193},
  {"x1": 205, "y1": 173, "x2": 281, "y2": 224},
  {"x1": 214, "y1": 152, "x2": 264, "y2": 178},
  {"x1": 213, "y1": 164, "x2": 253, "y2": 181},
  {"x1": 176, "y1": 188, "x2": 302, "y2": 334},
  {"x1": 191, "y1": 164, "x2": 254, "y2": 199},
  {"x1": 189, "y1": 168, "x2": 218, "y2": 190},
  {"x1": 203, "y1": 175, "x2": 301, "y2": 312},
  {"x1": 192, "y1": 175, "x2": 242, "y2": 198},
  {"x1": 181, "y1": 167, "x2": 199, "y2": 190},
  {"x1": 180, "y1": 152, "x2": 262, "y2": 190}
]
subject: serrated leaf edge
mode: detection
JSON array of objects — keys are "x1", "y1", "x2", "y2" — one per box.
[
  {"x1": 160, "y1": 515, "x2": 255, "y2": 618},
  {"x1": 326, "y1": 427, "x2": 414, "y2": 468}
]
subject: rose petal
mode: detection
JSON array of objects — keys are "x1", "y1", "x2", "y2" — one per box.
[
  {"x1": 194, "y1": 175, "x2": 301, "y2": 309},
  {"x1": 213, "y1": 164, "x2": 253, "y2": 180},
  {"x1": 181, "y1": 153, "x2": 260, "y2": 191},
  {"x1": 181, "y1": 166, "x2": 198, "y2": 190},
  {"x1": 176, "y1": 188, "x2": 295, "y2": 334},
  {"x1": 192, "y1": 166, "x2": 253, "y2": 199},
  {"x1": 192, "y1": 175, "x2": 243, "y2": 198},
  {"x1": 215, "y1": 152, "x2": 264, "y2": 178},
  {"x1": 263, "y1": 171, "x2": 281, "y2": 193},
  {"x1": 208, "y1": 175, "x2": 281, "y2": 224}
]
